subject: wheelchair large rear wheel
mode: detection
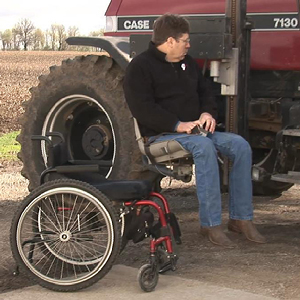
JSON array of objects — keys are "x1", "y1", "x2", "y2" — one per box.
[{"x1": 10, "y1": 179, "x2": 120, "y2": 292}]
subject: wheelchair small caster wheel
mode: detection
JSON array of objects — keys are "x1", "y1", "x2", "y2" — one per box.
[{"x1": 138, "y1": 264, "x2": 159, "y2": 292}]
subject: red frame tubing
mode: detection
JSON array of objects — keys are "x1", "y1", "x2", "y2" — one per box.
[
  {"x1": 150, "y1": 192, "x2": 178, "y2": 241},
  {"x1": 124, "y1": 199, "x2": 173, "y2": 254},
  {"x1": 149, "y1": 192, "x2": 171, "y2": 214},
  {"x1": 150, "y1": 236, "x2": 173, "y2": 254}
]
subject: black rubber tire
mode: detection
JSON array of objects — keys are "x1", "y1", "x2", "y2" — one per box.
[
  {"x1": 17, "y1": 55, "x2": 146, "y2": 190},
  {"x1": 10, "y1": 179, "x2": 121, "y2": 292},
  {"x1": 252, "y1": 180, "x2": 293, "y2": 196},
  {"x1": 251, "y1": 149, "x2": 293, "y2": 196},
  {"x1": 138, "y1": 264, "x2": 159, "y2": 292}
]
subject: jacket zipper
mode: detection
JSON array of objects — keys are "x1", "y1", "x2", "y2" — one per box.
[{"x1": 171, "y1": 62, "x2": 179, "y2": 79}]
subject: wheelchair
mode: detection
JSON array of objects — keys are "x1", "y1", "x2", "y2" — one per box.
[{"x1": 10, "y1": 129, "x2": 187, "y2": 292}]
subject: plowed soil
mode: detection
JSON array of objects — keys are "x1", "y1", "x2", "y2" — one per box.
[
  {"x1": 1, "y1": 52, "x2": 300, "y2": 300},
  {"x1": 0, "y1": 51, "x2": 101, "y2": 134}
]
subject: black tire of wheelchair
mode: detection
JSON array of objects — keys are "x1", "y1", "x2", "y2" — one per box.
[
  {"x1": 17, "y1": 54, "x2": 147, "y2": 191},
  {"x1": 137, "y1": 264, "x2": 159, "y2": 292},
  {"x1": 120, "y1": 236, "x2": 129, "y2": 253},
  {"x1": 10, "y1": 179, "x2": 121, "y2": 292}
]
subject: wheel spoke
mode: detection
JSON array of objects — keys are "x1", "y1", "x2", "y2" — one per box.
[
  {"x1": 33, "y1": 240, "x2": 61, "y2": 268},
  {"x1": 69, "y1": 241, "x2": 91, "y2": 268},
  {"x1": 67, "y1": 196, "x2": 86, "y2": 233},
  {"x1": 39, "y1": 198, "x2": 62, "y2": 233},
  {"x1": 62, "y1": 194, "x2": 65, "y2": 231},
  {"x1": 71, "y1": 239, "x2": 104, "y2": 259},
  {"x1": 47, "y1": 195, "x2": 64, "y2": 232},
  {"x1": 71, "y1": 210, "x2": 106, "y2": 233},
  {"x1": 65, "y1": 194, "x2": 79, "y2": 231}
]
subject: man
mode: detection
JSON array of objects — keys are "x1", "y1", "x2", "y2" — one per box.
[{"x1": 123, "y1": 14, "x2": 266, "y2": 248}]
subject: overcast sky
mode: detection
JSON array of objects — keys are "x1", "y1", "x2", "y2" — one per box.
[{"x1": 0, "y1": 0, "x2": 111, "y2": 35}]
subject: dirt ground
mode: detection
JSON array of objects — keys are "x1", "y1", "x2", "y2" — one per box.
[
  {"x1": 1, "y1": 162, "x2": 300, "y2": 299},
  {"x1": 1, "y1": 51, "x2": 300, "y2": 299}
]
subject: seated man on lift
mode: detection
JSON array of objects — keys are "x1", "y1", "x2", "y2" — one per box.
[{"x1": 123, "y1": 13, "x2": 266, "y2": 248}]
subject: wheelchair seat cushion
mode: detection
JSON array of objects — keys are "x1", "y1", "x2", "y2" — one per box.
[{"x1": 92, "y1": 180, "x2": 152, "y2": 201}]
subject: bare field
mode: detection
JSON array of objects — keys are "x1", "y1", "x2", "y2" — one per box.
[
  {"x1": 1, "y1": 51, "x2": 300, "y2": 299},
  {"x1": 0, "y1": 51, "x2": 101, "y2": 134}
]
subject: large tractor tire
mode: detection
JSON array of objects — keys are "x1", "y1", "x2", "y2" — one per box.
[{"x1": 18, "y1": 55, "x2": 148, "y2": 190}]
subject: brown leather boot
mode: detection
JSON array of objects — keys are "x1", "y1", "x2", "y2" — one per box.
[
  {"x1": 201, "y1": 225, "x2": 236, "y2": 248},
  {"x1": 228, "y1": 219, "x2": 266, "y2": 243}
]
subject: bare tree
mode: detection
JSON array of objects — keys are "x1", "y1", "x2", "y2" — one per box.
[
  {"x1": 68, "y1": 26, "x2": 79, "y2": 37},
  {"x1": 15, "y1": 19, "x2": 35, "y2": 50},
  {"x1": 89, "y1": 29, "x2": 105, "y2": 37},
  {"x1": 66, "y1": 26, "x2": 80, "y2": 50},
  {"x1": 32, "y1": 28, "x2": 45, "y2": 50},
  {"x1": 56, "y1": 25, "x2": 67, "y2": 51},
  {"x1": 43, "y1": 29, "x2": 51, "y2": 50},
  {"x1": 50, "y1": 24, "x2": 58, "y2": 50},
  {"x1": 12, "y1": 27, "x2": 21, "y2": 50},
  {"x1": 0, "y1": 29, "x2": 12, "y2": 50}
]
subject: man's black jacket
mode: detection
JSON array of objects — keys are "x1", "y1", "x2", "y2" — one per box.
[{"x1": 123, "y1": 42, "x2": 218, "y2": 137}]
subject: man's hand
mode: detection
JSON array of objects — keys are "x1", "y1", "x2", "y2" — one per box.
[
  {"x1": 176, "y1": 120, "x2": 201, "y2": 134},
  {"x1": 199, "y1": 112, "x2": 216, "y2": 133}
]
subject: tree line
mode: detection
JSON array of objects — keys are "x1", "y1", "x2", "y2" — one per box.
[{"x1": 0, "y1": 18, "x2": 104, "y2": 51}]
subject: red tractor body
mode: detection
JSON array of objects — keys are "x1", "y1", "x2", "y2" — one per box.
[{"x1": 105, "y1": 0, "x2": 300, "y2": 70}]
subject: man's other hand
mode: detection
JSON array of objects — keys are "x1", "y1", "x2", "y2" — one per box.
[
  {"x1": 176, "y1": 120, "x2": 201, "y2": 134},
  {"x1": 199, "y1": 112, "x2": 216, "y2": 133}
]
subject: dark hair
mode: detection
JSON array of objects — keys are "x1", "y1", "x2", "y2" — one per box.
[{"x1": 152, "y1": 14, "x2": 190, "y2": 46}]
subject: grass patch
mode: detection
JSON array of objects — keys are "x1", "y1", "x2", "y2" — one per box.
[{"x1": 0, "y1": 131, "x2": 20, "y2": 161}]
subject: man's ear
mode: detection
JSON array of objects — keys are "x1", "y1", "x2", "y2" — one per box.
[{"x1": 166, "y1": 37, "x2": 175, "y2": 48}]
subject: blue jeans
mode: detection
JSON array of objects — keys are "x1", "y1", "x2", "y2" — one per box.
[{"x1": 152, "y1": 132, "x2": 253, "y2": 227}]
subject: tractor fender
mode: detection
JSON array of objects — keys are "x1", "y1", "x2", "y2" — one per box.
[{"x1": 66, "y1": 36, "x2": 130, "y2": 70}]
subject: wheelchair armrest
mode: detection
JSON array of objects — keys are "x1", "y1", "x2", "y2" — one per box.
[
  {"x1": 56, "y1": 164, "x2": 100, "y2": 174},
  {"x1": 132, "y1": 117, "x2": 191, "y2": 164},
  {"x1": 69, "y1": 160, "x2": 112, "y2": 167},
  {"x1": 40, "y1": 164, "x2": 101, "y2": 185},
  {"x1": 31, "y1": 132, "x2": 68, "y2": 167}
]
